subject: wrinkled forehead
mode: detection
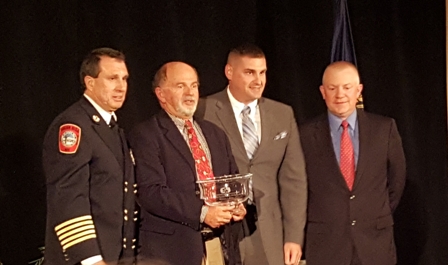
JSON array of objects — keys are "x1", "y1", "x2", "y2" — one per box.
[{"x1": 165, "y1": 64, "x2": 198, "y2": 85}]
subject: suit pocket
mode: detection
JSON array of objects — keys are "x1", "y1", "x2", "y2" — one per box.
[{"x1": 376, "y1": 215, "x2": 394, "y2": 230}]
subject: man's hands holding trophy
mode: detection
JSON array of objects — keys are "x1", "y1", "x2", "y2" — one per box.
[
  {"x1": 198, "y1": 173, "x2": 252, "y2": 228},
  {"x1": 204, "y1": 203, "x2": 246, "y2": 228}
]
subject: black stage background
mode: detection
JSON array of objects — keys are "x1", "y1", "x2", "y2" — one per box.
[{"x1": 0, "y1": 1, "x2": 446, "y2": 264}]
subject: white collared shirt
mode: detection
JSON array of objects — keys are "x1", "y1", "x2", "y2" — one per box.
[
  {"x1": 84, "y1": 94, "x2": 117, "y2": 125},
  {"x1": 227, "y1": 87, "x2": 261, "y2": 143}
]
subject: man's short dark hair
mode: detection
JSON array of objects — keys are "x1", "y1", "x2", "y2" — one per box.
[
  {"x1": 79, "y1": 47, "x2": 125, "y2": 88},
  {"x1": 228, "y1": 43, "x2": 265, "y2": 59}
]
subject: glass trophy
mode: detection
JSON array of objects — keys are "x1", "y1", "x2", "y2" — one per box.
[{"x1": 196, "y1": 173, "x2": 252, "y2": 207}]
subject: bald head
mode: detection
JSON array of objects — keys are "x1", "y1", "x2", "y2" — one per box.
[
  {"x1": 319, "y1": 61, "x2": 363, "y2": 119},
  {"x1": 153, "y1": 61, "x2": 199, "y2": 119},
  {"x1": 322, "y1": 61, "x2": 360, "y2": 85},
  {"x1": 153, "y1": 62, "x2": 198, "y2": 91}
]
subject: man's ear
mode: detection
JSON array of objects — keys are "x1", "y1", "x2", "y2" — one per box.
[
  {"x1": 224, "y1": 64, "x2": 233, "y2": 80},
  {"x1": 357, "y1": 84, "x2": 364, "y2": 97},
  {"x1": 319, "y1": 85, "x2": 326, "y2": 100},
  {"x1": 155, "y1": 87, "x2": 165, "y2": 103},
  {"x1": 84, "y1": 76, "x2": 94, "y2": 91}
]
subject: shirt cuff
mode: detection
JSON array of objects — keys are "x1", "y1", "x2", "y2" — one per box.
[
  {"x1": 81, "y1": 255, "x2": 103, "y2": 265},
  {"x1": 200, "y1": 205, "x2": 209, "y2": 223}
]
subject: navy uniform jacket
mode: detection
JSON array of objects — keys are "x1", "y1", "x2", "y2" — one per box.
[
  {"x1": 42, "y1": 97, "x2": 137, "y2": 265},
  {"x1": 128, "y1": 111, "x2": 240, "y2": 265}
]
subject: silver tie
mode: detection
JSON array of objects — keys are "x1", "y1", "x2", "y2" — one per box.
[
  {"x1": 242, "y1": 106, "x2": 259, "y2": 159},
  {"x1": 242, "y1": 106, "x2": 259, "y2": 203}
]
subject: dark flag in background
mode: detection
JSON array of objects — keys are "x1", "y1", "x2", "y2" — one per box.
[{"x1": 330, "y1": 0, "x2": 363, "y2": 108}]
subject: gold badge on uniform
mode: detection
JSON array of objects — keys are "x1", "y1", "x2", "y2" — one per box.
[{"x1": 92, "y1": 115, "x2": 100, "y2": 123}]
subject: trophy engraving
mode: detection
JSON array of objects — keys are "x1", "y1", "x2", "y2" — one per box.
[{"x1": 196, "y1": 173, "x2": 253, "y2": 207}]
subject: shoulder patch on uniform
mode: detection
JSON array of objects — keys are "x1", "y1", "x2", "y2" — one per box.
[{"x1": 59, "y1": 124, "x2": 81, "y2": 154}]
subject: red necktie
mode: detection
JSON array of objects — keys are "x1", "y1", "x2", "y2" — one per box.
[
  {"x1": 185, "y1": 120, "x2": 216, "y2": 201},
  {"x1": 340, "y1": 120, "x2": 355, "y2": 190},
  {"x1": 185, "y1": 120, "x2": 214, "y2": 180}
]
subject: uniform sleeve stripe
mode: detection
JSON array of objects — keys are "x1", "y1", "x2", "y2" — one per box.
[
  {"x1": 55, "y1": 215, "x2": 93, "y2": 231},
  {"x1": 56, "y1": 220, "x2": 94, "y2": 236},
  {"x1": 61, "y1": 230, "x2": 97, "y2": 247},
  {"x1": 62, "y1": 234, "x2": 97, "y2": 250},
  {"x1": 58, "y1": 225, "x2": 95, "y2": 241}
]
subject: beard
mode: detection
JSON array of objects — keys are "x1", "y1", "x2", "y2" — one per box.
[{"x1": 176, "y1": 103, "x2": 197, "y2": 118}]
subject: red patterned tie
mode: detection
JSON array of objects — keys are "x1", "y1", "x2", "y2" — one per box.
[
  {"x1": 185, "y1": 120, "x2": 214, "y2": 180},
  {"x1": 340, "y1": 120, "x2": 355, "y2": 190},
  {"x1": 185, "y1": 120, "x2": 216, "y2": 200}
]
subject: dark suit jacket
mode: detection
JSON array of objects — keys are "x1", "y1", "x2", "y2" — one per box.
[
  {"x1": 128, "y1": 111, "x2": 239, "y2": 265},
  {"x1": 300, "y1": 110, "x2": 406, "y2": 265},
  {"x1": 196, "y1": 89, "x2": 307, "y2": 264},
  {"x1": 43, "y1": 97, "x2": 136, "y2": 265}
]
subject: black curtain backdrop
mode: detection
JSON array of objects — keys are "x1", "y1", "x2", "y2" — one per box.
[{"x1": 0, "y1": 1, "x2": 446, "y2": 264}]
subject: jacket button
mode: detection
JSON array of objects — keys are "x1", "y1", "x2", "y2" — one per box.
[
  {"x1": 350, "y1": 195, "x2": 355, "y2": 200},
  {"x1": 195, "y1": 191, "x2": 200, "y2": 195},
  {"x1": 351, "y1": 220, "x2": 356, "y2": 226}
]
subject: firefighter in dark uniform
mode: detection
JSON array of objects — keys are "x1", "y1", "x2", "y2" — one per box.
[{"x1": 43, "y1": 48, "x2": 137, "y2": 265}]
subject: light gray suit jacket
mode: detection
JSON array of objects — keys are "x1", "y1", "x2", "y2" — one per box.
[{"x1": 196, "y1": 89, "x2": 307, "y2": 264}]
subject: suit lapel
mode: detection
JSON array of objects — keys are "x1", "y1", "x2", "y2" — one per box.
[
  {"x1": 79, "y1": 98, "x2": 123, "y2": 168},
  {"x1": 213, "y1": 91, "x2": 249, "y2": 160},
  {"x1": 119, "y1": 128, "x2": 133, "y2": 177},
  {"x1": 197, "y1": 120, "x2": 221, "y2": 175},
  {"x1": 314, "y1": 114, "x2": 351, "y2": 190},
  {"x1": 353, "y1": 110, "x2": 371, "y2": 189},
  {"x1": 253, "y1": 98, "x2": 273, "y2": 160},
  {"x1": 157, "y1": 111, "x2": 196, "y2": 175}
]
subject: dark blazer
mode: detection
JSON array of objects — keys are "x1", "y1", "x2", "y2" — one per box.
[
  {"x1": 43, "y1": 97, "x2": 136, "y2": 265},
  {"x1": 300, "y1": 110, "x2": 406, "y2": 265},
  {"x1": 128, "y1": 111, "x2": 239, "y2": 265},
  {"x1": 196, "y1": 89, "x2": 307, "y2": 264}
]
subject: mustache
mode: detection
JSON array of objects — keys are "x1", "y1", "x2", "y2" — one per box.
[{"x1": 184, "y1": 96, "x2": 196, "y2": 101}]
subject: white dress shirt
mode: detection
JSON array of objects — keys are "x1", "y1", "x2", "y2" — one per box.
[
  {"x1": 227, "y1": 87, "x2": 261, "y2": 143},
  {"x1": 84, "y1": 94, "x2": 117, "y2": 125}
]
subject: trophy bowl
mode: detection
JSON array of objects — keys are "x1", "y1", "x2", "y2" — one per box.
[{"x1": 196, "y1": 173, "x2": 252, "y2": 207}]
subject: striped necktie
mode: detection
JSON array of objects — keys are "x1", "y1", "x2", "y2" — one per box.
[
  {"x1": 242, "y1": 106, "x2": 258, "y2": 203},
  {"x1": 242, "y1": 106, "x2": 259, "y2": 160}
]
